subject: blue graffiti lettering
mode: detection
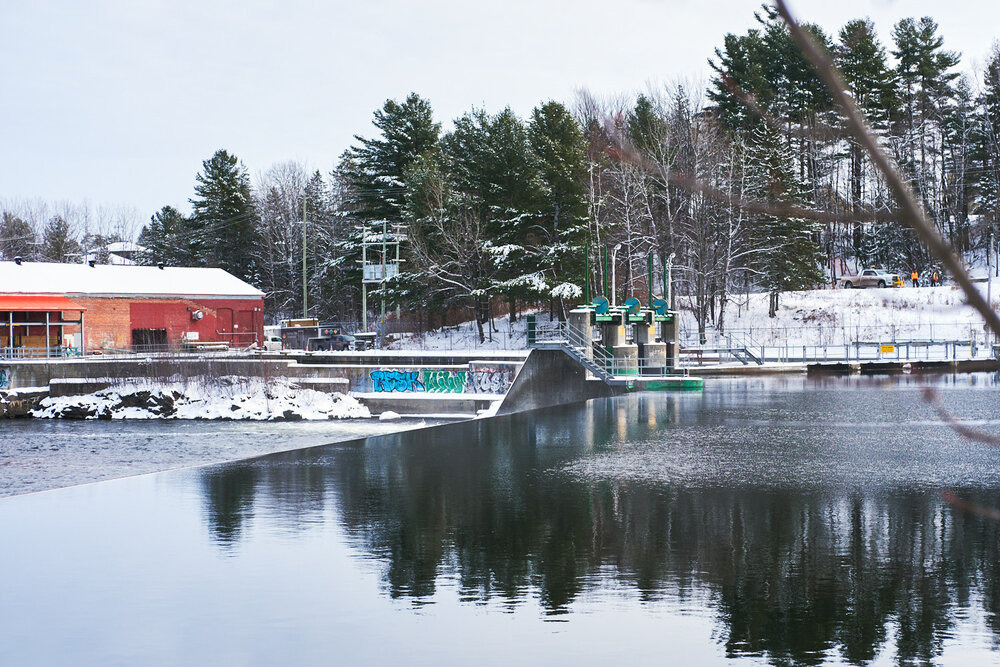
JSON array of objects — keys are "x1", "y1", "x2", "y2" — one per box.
[{"x1": 370, "y1": 370, "x2": 425, "y2": 393}]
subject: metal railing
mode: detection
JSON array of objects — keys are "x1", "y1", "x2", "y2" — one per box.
[
  {"x1": 679, "y1": 321, "x2": 991, "y2": 348},
  {"x1": 680, "y1": 339, "x2": 998, "y2": 365},
  {"x1": 0, "y1": 346, "x2": 81, "y2": 360},
  {"x1": 387, "y1": 327, "x2": 528, "y2": 351}
]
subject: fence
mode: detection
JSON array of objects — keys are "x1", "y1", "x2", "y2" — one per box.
[
  {"x1": 678, "y1": 321, "x2": 993, "y2": 349},
  {"x1": 681, "y1": 339, "x2": 996, "y2": 365}
]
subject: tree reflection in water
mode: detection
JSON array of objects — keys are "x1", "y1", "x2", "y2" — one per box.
[{"x1": 199, "y1": 381, "x2": 1000, "y2": 665}]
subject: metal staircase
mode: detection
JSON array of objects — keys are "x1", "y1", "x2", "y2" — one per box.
[
  {"x1": 733, "y1": 347, "x2": 762, "y2": 365},
  {"x1": 530, "y1": 321, "x2": 629, "y2": 386}
]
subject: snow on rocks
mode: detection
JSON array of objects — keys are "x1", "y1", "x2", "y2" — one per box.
[{"x1": 31, "y1": 376, "x2": 370, "y2": 421}]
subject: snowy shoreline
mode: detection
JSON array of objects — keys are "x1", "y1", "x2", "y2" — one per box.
[{"x1": 31, "y1": 376, "x2": 371, "y2": 421}]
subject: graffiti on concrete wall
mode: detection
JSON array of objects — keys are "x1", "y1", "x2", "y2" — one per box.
[
  {"x1": 370, "y1": 370, "x2": 424, "y2": 393},
  {"x1": 423, "y1": 370, "x2": 467, "y2": 393},
  {"x1": 0, "y1": 367, "x2": 11, "y2": 390},
  {"x1": 368, "y1": 367, "x2": 515, "y2": 394},
  {"x1": 466, "y1": 367, "x2": 514, "y2": 394}
]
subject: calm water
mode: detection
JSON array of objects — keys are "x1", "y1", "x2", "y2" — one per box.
[
  {"x1": 0, "y1": 418, "x2": 437, "y2": 497},
  {"x1": 3, "y1": 374, "x2": 1000, "y2": 665}
]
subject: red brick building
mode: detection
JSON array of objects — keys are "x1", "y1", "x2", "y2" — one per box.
[{"x1": 0, "y1": 261, "x2": 265, "y2": 354}]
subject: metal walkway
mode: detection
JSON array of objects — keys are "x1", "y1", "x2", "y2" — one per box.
[{"x1": 530, "y1": 322, "x2": 633, "y2": 387}]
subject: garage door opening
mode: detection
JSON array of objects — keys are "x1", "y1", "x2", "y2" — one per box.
[{"x1": 132, "y1": 328, "x2": 167, "y2": 351}]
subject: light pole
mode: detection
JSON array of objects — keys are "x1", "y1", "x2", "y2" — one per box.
[
  {"x1": 302, "y1": 198, "x2": 308, "y2": 319},
  {"x1": 610, "y1": 243, "x2": 623, "y2": 306},
  {"x1": 666, "y1": 252, "x2": 676, "y2": 311}
]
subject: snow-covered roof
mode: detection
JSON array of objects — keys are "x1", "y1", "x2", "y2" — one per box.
[{"x1": 0, "y1": 261, "x2": 264, "y2": 299}]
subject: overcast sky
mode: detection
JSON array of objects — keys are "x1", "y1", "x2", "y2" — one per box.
[{"x1": 2, "y1": 0, "x2": 998, "y2": 221}]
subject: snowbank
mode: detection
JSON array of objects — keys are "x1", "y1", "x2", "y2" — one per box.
[
  {"x1": 32, "y1": 376, "x2": 370, "y2": 421},
  {"x1": 680, "y1": 281, "x2": 1000, "y2": 346}
]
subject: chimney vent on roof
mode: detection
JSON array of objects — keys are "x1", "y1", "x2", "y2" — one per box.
[
  {"x1": 13, "y1": 256, "x2": 22, "y2": 265},
  {"x1": 88, "y1": 260, "x2": 96, "y2": 267}
]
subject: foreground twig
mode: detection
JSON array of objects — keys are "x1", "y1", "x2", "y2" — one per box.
[
  {"x1": 773, "y1": 0, "x2": 1000, "y2": 342},
  {"x1": 922, "y1": 387, "x2": 1000, "y2": 447},
  {"x1": 941, "y1": 490, "x2": 1000, "y2": 522}
]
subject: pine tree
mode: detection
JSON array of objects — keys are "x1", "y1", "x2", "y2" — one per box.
[
  {"x1": 708, "y1": 29, "x2": 772, "y2": 132},
  {"x1": 41, "y1": 216, "x2": 81, "y2": 263},
  {"x1": 335, "y1": 93, "x2": 441, "y2": 324},
  {"x1": 527, "y1": 101, "x2": 590, "y2": 317},
  {"x1": 137, "y1": 206, "x2": 190, "y2": 266},
  {"x1": 891, "y1": 17, "x2": 961, "y2": 212},
  {"x1": 744, "y1": 125, "x2": 825, "y2": 316},
  {"x1": 977, "y1": 46, "x2": 1000, "y2": 236},
  {"x1": 442, "y1": 107, "x2": 542, "y2": 314},
  {"x1": 189, "y1": 149, "x2": 259, "y2": 283},
  {"x1": 339, "y1": 93, "x2": 440, "y2": 223},
  {"x1": 0, "y1": 212, "x2": 36, "y2": 260},
  {"x1": 836, "y1": 20, "x2": 896, "y2": 213}
]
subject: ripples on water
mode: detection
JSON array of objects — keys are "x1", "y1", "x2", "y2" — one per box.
[{"x1": 2, "y1": 372, "x2": 1000, "y2": 665}]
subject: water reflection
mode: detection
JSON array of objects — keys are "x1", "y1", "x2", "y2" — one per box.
[
  {"x1": 199, "y1": 375, "x2": 1000, "y2": 664},
  {"x1": 201, "y1": 463, "x2": 259, "y2": 547}
]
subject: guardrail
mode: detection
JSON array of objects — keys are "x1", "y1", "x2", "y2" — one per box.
[
  {"x1": 679, "y1": 321, "x2": 991, "y2": 349},
  {"x1": 0, "y1": 346, "x2": 266, "y2": 360},
  {"x1": 680, "y1": 339, "x2": 996, "y2": 365},
  {"x1": 0, "y1": 346, "x2": 81, "y2": 359}
]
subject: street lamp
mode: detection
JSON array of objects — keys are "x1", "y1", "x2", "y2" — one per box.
[
  {"x1": 666, "y1": 252, "x2": 676, "y2": 311},
  {"x1": 610, "y1": 243, "x2": 623, "y2": 307}
]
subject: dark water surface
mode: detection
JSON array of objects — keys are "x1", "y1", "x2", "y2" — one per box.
[{"x1": 3, "y1": 374, "x2": 1000, "y2": 666}]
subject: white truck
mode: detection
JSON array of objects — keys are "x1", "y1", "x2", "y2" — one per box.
[{"x1": 839, "y1": 268, "x2": 904, "y2": 289}]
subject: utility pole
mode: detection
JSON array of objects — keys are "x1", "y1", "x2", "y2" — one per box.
[
  {"x1": 302, "y1": 197, "x2": 308, "y2": 319},
  {"x1": 362, "y1": 226, "x2": 368, "y2": 332},
  {"x1": 989, "y1": 230, "x2": 994, "y2": 347},
  {"x1": 381, "y1": 219, "x2": 387, "y2": 347}
]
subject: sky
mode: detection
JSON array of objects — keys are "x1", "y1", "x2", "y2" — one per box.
[{"x1": 2, "y1": 0, "x2": 999, "y2": 222}]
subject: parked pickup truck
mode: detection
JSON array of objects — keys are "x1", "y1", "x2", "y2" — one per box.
[{"x1": 840, "y1": 268, "x2": 904, "y2": 289}]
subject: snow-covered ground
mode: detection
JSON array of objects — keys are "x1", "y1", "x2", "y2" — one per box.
[
  {"x1": 378, "y1": 275, "x2": 1000, "y2": 354},
  {"x1": 32, "y1": 376, "x2": 370, "y2": 420},
  {"x1": 681, "y1": 279, "x2": 1000, "y2": 347},
  {"x1": 387, "y1": 310, "x2": 557, "y2": 351}
]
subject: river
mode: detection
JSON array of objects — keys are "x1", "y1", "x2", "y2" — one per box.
[{"x1": 2, "y1": 373, "x2": 1000, "y2": 665}]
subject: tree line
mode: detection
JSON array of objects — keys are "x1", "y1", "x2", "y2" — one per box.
[{"x1": 4, "y1": 8, "x2": 999, "y2": 340}]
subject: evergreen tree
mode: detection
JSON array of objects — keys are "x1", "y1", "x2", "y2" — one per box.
[
  {"x1": 836, "y1": 20, "x2": 896, "y2": 212},
  {"x1": 189, "y1": 149, "x2": 259, "y2": 282},
  {"x1": 0, "y1": 212, "x2": 36, "y2": 260},
  {"x1": 977, "y1": 46, "x2": 1000, "y2": 235},
  {"x1": 527, "y1": 101, "x2": 590, "y2": 316},
  {"x1": 744, "y1": 125, "x2": 825, "y2": 316},
  {"x1": 709, "y1": 29, "x2": 772, "y2": 132},
  {"x1": 339, "y1": 93, "x2": 440, "y2": 222},
  {"x1": 891, "y1": 17, "x2": 961, "y2": 204},
  {"x1": 40, "y1": 216, "x2": 81, "y2": 263},
  {"x1": 442, "y1": 107, "x2": 543, "y2": 314},
  {"x1": 137, "y1": 205, "x2": 190, "y2": 266},
  {"x1": 335, "y1": 93, "x2": 441, "y2": 324}
]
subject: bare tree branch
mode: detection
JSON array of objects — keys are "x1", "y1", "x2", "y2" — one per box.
[{"x1": 773, "y1": 0, "x2": 1000, "y2": 342}]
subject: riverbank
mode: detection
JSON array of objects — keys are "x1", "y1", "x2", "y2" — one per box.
[{"x1": 27, "y1": 376, "x2": 369, "y2": 421}]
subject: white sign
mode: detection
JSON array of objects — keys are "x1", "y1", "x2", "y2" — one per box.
[{"x1": 363, "y1": 263, "x2": 399, "y2": 283}]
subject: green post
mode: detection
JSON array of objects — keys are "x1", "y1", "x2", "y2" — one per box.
[
  {"x1": 662, "y1": 255, "x2": 667, "y2": 300},
  {"x1": 647, "y1": 252, "x2": 653, "y2": 307},
  {"x1": 584, "y1": 241, "x2": 590, "y2": 305},
  {"x1": 602, "y1": 246, "x2": 609, "y2": 298}
]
